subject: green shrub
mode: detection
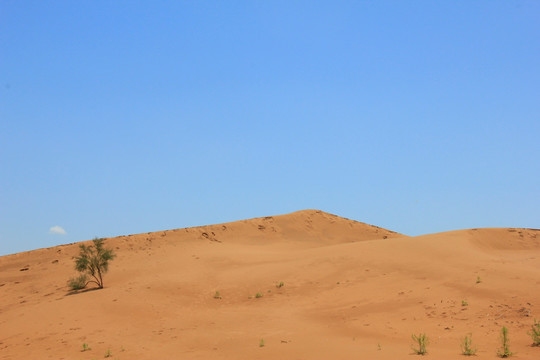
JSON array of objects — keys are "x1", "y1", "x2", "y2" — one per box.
[
  {"x1": 259, "y1": 338, "x2": 265, "y2": 347},
  {"x1": 529, "y1": 319, "x2": 540, "y2": 346},
  {"x1": 497, "y1": 326, "x2": 512, "y2": 358},
  {"x1": 276, "y1": 281, "x2": 284, "y2": 288},
  {"x1": 70, "y1": 238, "x2": 116, "y2": 289},
  {"x1": 68, "y1": 274, "x2": 89, "y2": 290},
  {"x1": 81, "y1": 343, "x2": 91, "y2": 352},
  {"x1": 255, "y1": 292, "x2": 263, "y2": 298},
  {"x1": 411, "y1": 333, "x2": 428, "y2": 355},
  {"x1": 213, "y1": 291, "x2": 222, "y2": 299},
  {"x1": 461, "y1": 334, "x2": 477, "y2": 356}
]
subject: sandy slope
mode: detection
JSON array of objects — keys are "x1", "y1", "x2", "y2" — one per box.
[{"x1": 1, "y1": 210, "x2": 539, "y2": 359}]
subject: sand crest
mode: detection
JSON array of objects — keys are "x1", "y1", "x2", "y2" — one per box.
[{"x1": 1, "y1": 210, "x2": 539, "y2": 359}]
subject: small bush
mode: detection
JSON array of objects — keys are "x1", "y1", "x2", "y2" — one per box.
[
  {"x1": 69, "y1": 238, "x2": 116, "y2": 290},
  {"x1": 81, "y1": 343, "x2": 91, "y2": 352},
  {"x1": 104, "y1": 348, "x2": 112, "y2": 357},
  {"x1": 255, "y1": 292, "x2": 263, "y2": 298},
  {"x1": 529, "y1": 319, "x2": 540, "y2": 346},
  {"x1": 497, "y1": 326, "x2": 512, "y2": 358},
  {"x1": 259, "y1": 338, "x2": 265, "y2": 347},
  {"x1": 462, "y1": 300, "x2": 468, "y2": 307},
  {"x1": 461, "y1": 334, "x2": 477, "y2": 356},
  {"x1": 476, "y1": 276, "x2": 482, "y2": 284},
  {"x1": 213, "y1": 291, "x2": 222, "y2": 299},
  {"x1": 276, "y1": 281, "x2": 284, "y2": 288},
  {"x1": 411, "y1": 333, "x2": 428, "y2": 355},
  {"x1": 68, "y1": 274, "x2": 88, "y2": 290}
]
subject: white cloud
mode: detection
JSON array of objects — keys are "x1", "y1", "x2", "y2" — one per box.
[{"x1": 49, "y1": 225, "x2": 67, "y2": 235}]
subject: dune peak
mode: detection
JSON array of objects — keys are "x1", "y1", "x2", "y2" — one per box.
[{"x1": 1, "y1": 211, "x2": 539, "y2": 360}]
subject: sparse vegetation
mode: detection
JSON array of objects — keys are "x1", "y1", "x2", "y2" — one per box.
[
  {"x1": 411, "y1": 333, "x2": 428, "y2": 355},
  {"x1": 276, "y1": 281, "x2": 284, "y2": 288},
  {"x1": 68, "y1": 238, "x2": 116, "y2": 290},
  {"x1": 255, "y1": 292, "x2": 263, "y2": 298},
  {"x1": 497, "y1": 326, "x2": 512, "y2": 358},
  {"x1": 529, "y1": 319, "x2": 540, "y2": 346},
  {"x1": 104, "y1": 348, "x2": 112, "y2": 358},
  {"x1": 462, "y1": 300, "x2": 468, "y2": 307},
  {"x1": 476, "y1": 276, "x2": 482, "y2": 284},
  {"x1": 81, "y1": 343, "x2": 91, "y2": 352},
  {"x1": 461, "y1": 334, "x2": 477, "y2": 356},
  {"x1": 259, "y1": 338, "x2": 265, "y2": 347},
  {"x1": 213, "y1": 291, "x2": 222, "y2": 299}
]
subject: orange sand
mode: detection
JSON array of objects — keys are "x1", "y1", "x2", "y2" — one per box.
[{"x1": 1, "y1": 210, "x2": 539, "y2": 359}]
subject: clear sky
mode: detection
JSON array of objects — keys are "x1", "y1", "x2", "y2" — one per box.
[{"x1": 1, "y1": 1, "x2": 539, "y2": 256}]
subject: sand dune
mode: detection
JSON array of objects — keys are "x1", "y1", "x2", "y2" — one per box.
[{"x1": 1, "y1": 209, "x2": 539, "y2": 359}]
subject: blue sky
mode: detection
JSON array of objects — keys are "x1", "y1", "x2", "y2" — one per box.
[{"x1": 1, "y1": 1, "x2": 539, "y2": 256}]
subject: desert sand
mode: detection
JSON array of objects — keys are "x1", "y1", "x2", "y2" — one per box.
[{"x1": 1, "y1": 209, "x2": 539, "y2": 359}]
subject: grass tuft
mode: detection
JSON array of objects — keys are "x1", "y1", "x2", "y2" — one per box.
[
  {"x1": 461, "y1": 334, "x2": 477, "y2": 356},
  {"x1": 529, "y1": 319, "x2": 540, "y2": 346},
  {"x1": 497, "y1": 326, "x2": 512, "y2": 358},
  {"x1": 411, "y1": 333, "x2": 428, "y2": 355}
]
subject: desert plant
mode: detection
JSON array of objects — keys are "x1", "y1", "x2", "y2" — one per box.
[
  {"x1": 69, "y1": 274, "x2": 89, "y2": 290},
  {"x1": 461, "y1": 334, "x2": 477, "y2": 356},
  {"x1": 529, "y1": 319, "x2": 540, "y2": 346},
  {"x1": 462, "y1": 300, "x2": 469, "y2": 307},
  {"x1": 476, "y1": 276, "x2": 482, "y2": 284},
  {"x1": 497, "y1": 326, "x2": 512, "y2": 357},
  {"x1": 255, "y1": 292, "x2": 263, "y2": 298},
  {"x1": 214, "y1": 291, "x2": 222, "y2": 299},
  {"x1": 259, "y1": 338, "x2": 265, "y2": 347},
  {"x1": 276, "y1": 281, "x2": 284, "y2": 288},
  {"x1": 81, "y1": 343, "x2": 91, "y2": 352},
  {"x1": 104, "y1": 348, "x2": 112, "y2": 357},
  {"x1": 411, "y1": 333, "x2": 428, "y2": 355},
  {"x1": 69, "y1": 238, "x2": 115, "y2": 290}
]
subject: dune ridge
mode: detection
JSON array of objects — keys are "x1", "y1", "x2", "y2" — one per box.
[{"x1": 1, "y1": 210, "x2": 539, "y2": 359}]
